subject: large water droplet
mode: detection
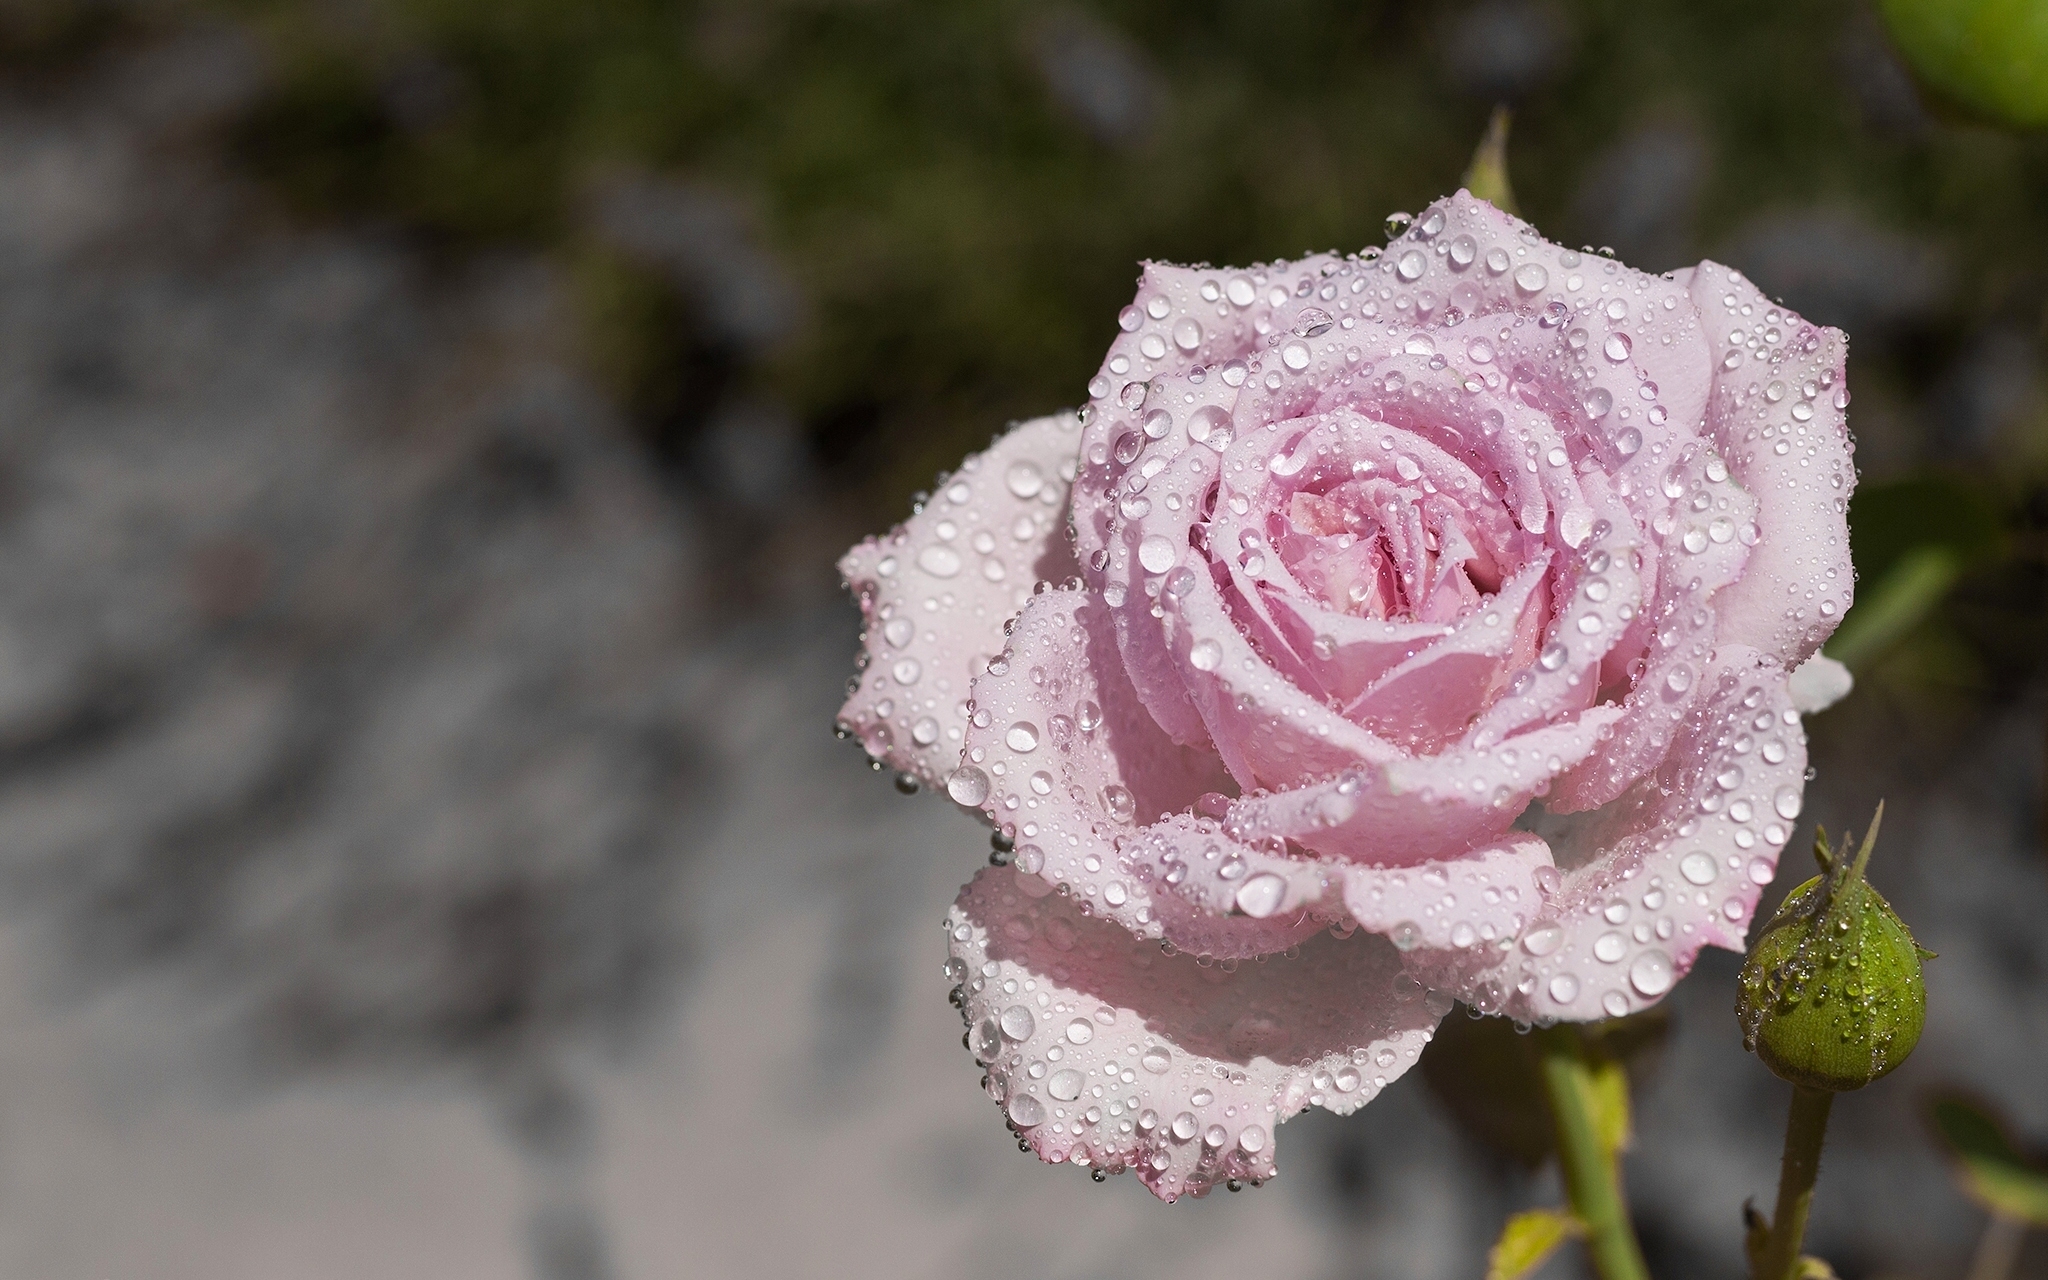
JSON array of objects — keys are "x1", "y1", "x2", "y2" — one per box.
[
  {"x1": 1006, "y1": 722, "x2": 1040, "y2": 752},
  {"x1": 1234, "y1": 872, "x2": 1286, "y2": 918},
  {"x1": 918, "y1": 545, "x2": 962, "y2": 578},
  {"x1": 1189, "y1": 639, "x2": 1223, "y2": 671},
  {"x1": 1000, "y1": 1005, "x2": 1036, "y2": 1040},
  {"x1": 1548, "y1": 973, "x2": 1580, "y2": 1003},
  {"x1": 1048, "y1": 1068, "x2": 1084, "y2": 1101},
  {"x1": 1629, "y1": 950, "x2": 1673, "y2": 996},
  {"x1": 948, "y1": 766, "x2": 991, "y2": 806},
  {"x1": 1774, "y1": 787, "x2": 1803, "y2": 820},
  {"x1": 1005, "y1": 460, "x2": 1045, "y2": 498},
  {"x1": 1521, "y1": 924, "x2": 1563, "y2": 956},
  {"x1": 1680, "y1": 851, "x2": 1717, "y2": 885},
  {"x1": 1138, "y1": 535, "x2": 1178, "y2": 574},
  {"x1": 1514, "y1": 263, "x2": 1549, "y2": 294},
  {"x1": 1008, "y1": 1093, "x2": 1046, "y2": 1127},
  {"x1": 1281, "y1": 340, "x2": 1311, "y2": 371},
  {"x1": 1141, "y1": 1046, "x2": 1172, "y2": 1074},
  {"x1": 1065, "y1": 1018, "x2": 1094, "y2": 1045}
]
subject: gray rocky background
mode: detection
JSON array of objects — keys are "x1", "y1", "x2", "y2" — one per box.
[{"x1": 0, "y1": 14, "x2": 2039, "y2": 1280}]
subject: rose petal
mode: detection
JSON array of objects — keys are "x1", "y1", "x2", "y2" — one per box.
[
  {"x1": 1222, "y1": 705, "x2": 1624, "y2": 865},
  {"x1": 838, "y1": 413, "x2": 1082, "y2": 787},
  {"x1": 948, "y1": 866, "x2": 1440, "y2": 1202},
  {"x1": 1340, "y1": 833, "x2": 1552, "y2": 953},
  {"x1": 1411, "y1": 645, "x2": 1808, "y2": 1022},
  {"x1": 960, "y1": 588, "x2": 1333, "y2": 959},
  {"x1": 1687, "y1": 262, "x2": 1856, "y2": 665}
]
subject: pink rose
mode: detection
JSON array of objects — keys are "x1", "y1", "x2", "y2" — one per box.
[{"x1": 838, "y1": 192, "x2": 1856, "y2": 1200}]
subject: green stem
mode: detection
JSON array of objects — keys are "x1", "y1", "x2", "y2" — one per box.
[
  {"x1": 1757, "y1": 1086, "x2": 1835, "y2": 1280},
  {"x1": 1535, "y1": 1026, "x2": 1649, "y2": 1280}
]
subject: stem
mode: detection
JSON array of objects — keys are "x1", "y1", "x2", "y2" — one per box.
[
  {"x1": 1535, "y1": 1026, "x2": 1649, "y2": 1280},
  {"x1": 1965, "y1": 1215, "x2": 2027, "y2": 1280},
  {"x1": 1757, "y1": 1086, "x2": 1835, "y2": 1280}
]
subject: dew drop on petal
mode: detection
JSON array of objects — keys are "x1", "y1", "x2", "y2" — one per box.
[
  {"x1": 1189, "y1": 639, "x2": 1223, "y2": 671},
  {"x1": 1138, "y1": 535, "x2": 1178, "y2": 574},
  {"x1": 1629, "y1": 950, "x2": 1674, "y2": 996},
  {"x1": 1008, "y1": 1093, "x2": 1046, "y2": 1127},
  {"x1": 947, "y1": 765, "x2": 991, "y2": 806},
  {"x1": 1548, "y1": 973, "x2": 1580, "y2": 1003},
  {"x1": 1234, "y1": 872, "x2": 1286, "y2": 918},
  {"x1": 1000, "y1": 1005, "x2": 1036, "y2": 1040},
  {"x1": 1065, "y1": 1018, "x2": 1094, "y2": 1045},
  {"x1": 1514, "y1": 263, "x2": 1549, "y2": 294},
  {"x1": 1006, "y1": 722, "x2": 1040, "y2": 752},
  {"x1": 1680, "y1": 851, "x2": 1717, "y2": 885}
]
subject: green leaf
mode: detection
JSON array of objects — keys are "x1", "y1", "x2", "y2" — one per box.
[
  {"x1": 1879, "y1": 0, "x2": 2048, "y2": 129},
  {"x1": 1486, "y1": 1209, "x2": 1586, "y2": 1280},
  {"x1": 1929, "y1": 1093, "x2": 2048, "y2": 1225},
  {"x1": 1459, "y1": 105, "x2": 1518, "y2": 216}
]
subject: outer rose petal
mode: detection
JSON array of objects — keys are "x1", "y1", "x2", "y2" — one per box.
[
  {"x1": 838, "y1": 413, "x2": 1082, "y2": 787},
  {"x1": 1404, "y1": 645, "x2": 1808, "y2": 1022},
  {"x1": 1686, "y1": 263, "x2": 1857, "y2": 665},
  {"x1": 948, "y1": 867, "x2": 1440, "y2": 1202},
  {"x1": 960, "y1": 589, "x2": 1320, "y2": 959}
]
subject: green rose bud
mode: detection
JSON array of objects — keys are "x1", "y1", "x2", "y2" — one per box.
[{"x1": 1737, "y1": 804, "x2": 1931, "y2": 1092}]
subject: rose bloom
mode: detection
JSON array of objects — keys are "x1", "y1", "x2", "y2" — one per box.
[{"x1": 838, "y1": 192, "x2": 1856, "y2": 1200}]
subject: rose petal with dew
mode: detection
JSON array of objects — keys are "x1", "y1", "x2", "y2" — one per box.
[
  {"x1": 1407, "y1": 645, "x2": 1808, "y2": 1022},
  {"x1": 960, "y1": 589, "x2": 1324, "y2": 958},
  {"x1": 1687, "y1": 262, "x2": 1856, "y2": 666},
  {"x1": 1340, "y1": 833, "x2": 1552, "y2": 956},
  {"x1": 948, "y1": 867, "x2": 1440, "y2": 1202},
  {"x1": 838, "y1": 414, "x2": 1084, "y2": 788}
]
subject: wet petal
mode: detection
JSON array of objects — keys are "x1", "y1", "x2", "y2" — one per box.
[
  {"x1": 1412, "y1": 646, "x2": 1808, "y2": 1022},
  {"x1": 1689, "y1": 263, "x2": 1857, "y2": 665},
  {"x1": 948, "y1": 867, "x2": 1441, "y2": 1202},
  {"x1": 838, "y1": 413, "x2": 1082, "y2": 787}
]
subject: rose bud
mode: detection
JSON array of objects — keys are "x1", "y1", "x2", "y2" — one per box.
[{"x1": 1737, "y1": 804, "x2": 1931, "y2": 1092}]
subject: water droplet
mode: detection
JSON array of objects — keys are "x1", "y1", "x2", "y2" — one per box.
[
  {"x1": 1143, "y1": 408, "x2": 1173, "y2": 439},
  {"x1": 912, "y1": 717, "x2": 940, "y2": 745},
  {"x1": 1384, "y1": 212, "x2": 1413, "y2": 238},
  {"x1": 1141, "y1": 1046, "x2": 1172, "y2": 1073},
  {"x1": 1397, "y1": 251, "x2": 1426, "y2": 281},
  {"x1": 1005, "y1": 461, "x2": 1044, "y2": 498},
  {"x1": 1629, "y1": 950, "x2": 1673, "y2": 996},
  {"x1": 918, "y1": 545, "x2": 962, "y2": 577},
  {"x1": 1514, "y1": 263, "x2": 1549, "y2": 294},
  {"x1": 1680, "y1": 851, "x2": 1717, "y2": 885},
  {"x1": 1077, "y1": 701, "x2": 1103, "y2": 733},
  {"x1": 1539, "y1": 643, "x2": 1568, "y2": 671},
  {"x1": 1774, "y1": 787, "x2": 1803, "y2": 819},
  {"x1": 1235, "y1": 872, "x2": 1286, "y2": 918},
  {"x1": 1173, "y1": 318, "x2": 1203, "y2": 352},
  {"x1": 1449, "y1": 234, "x2": 1476, "y2": 267},
  {"x1": 1008, "y1": 1093, "x2": 1046, "y2": 1127},
  {"x1": 1171, "y1": 1111, "x2": 1198, "y2": 1140},
  {"x1": 1006, "y1": 722, "x2": 1040, "y2": 752},
  {"x1": 1065, "y1": 1018, "x2": 1094, "y2": 1045},
  {"x1": 1292, "y1": 308, "x2": 1334, "y2": 338},
  {"x1": 1548, "y1": 973, "x2": 1581, "y2": 1003},
  {"x1": 1583, "y1": 387, "x2": 1613, "y2": 419},
  {"x1": 972, "y1": 1019, "x2": 1002, "y2": 1062},
  {"x1": 1238, "y1": 1125, "x2": 1268, "y2": 1154},
  {"x1": 1603, "y1": 333, "x2": 1632, "y2": 362},
  {"x1": 1602, "y1": 990, "x2": 1631, "y2": 1017},
  {"x1": 1000, "y1": 1005, "x2": 1036, "y2": 1040},
  {"x1": 1390, "y1": 921, "x2": 1422, "y2": 951},
  {"x1": 1139, "y1": 535, "x2": 1178, "y2": 574},
  {"x1": 948, "y1": 766, "x2": 991, "y2": 806},
  {"x1": 1281, "y1": 340, "x2": 1311, "y2": 371},
  {"x1": 1180, "y1": 404, "x2": 1228, "y2": 445},
  {"x1": 1594, "y1": 931, "x2": 1626, "y2": 962},
  {"x1": 1485, "y1": 248, "x2": 1510, "y2": 274},
  {"x1": 1521, "y1": 923, "x2": 1563, "y2": 956},
  {"x1": 1666, "y1": 665, "x2": 1693, "y2": 694},
  {"x1": 1189, "y1": 639, "x2": 1223, "y2": 671},
  {"x1": 1203, "y1": 1124, "x2": 1228, "y2": 1148},
  {"x1": 1048, "y1": 1068, "x2": 1084, "y2": 1101}
]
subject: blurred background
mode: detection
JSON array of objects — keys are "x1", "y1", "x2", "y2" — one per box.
[{"x1": 0, "y1": 0, "x2": 2039, "y2": 1276}]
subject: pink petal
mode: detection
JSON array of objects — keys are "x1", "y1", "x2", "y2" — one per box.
[
  {"x1": 1340, "y1": 834, "x2": 1553, "y2": 952},
  {"x1": 1686, "y1": 263, "x2": 1857, "y2": 665},
  {"x1": 1221, "y1": 705, "x2": 1624, "y2": 866},
  {"x1": 838, "y1": 413, "x2": 1082, "y2": 788},
  {"x1": 948, "y1": 866, "x2": 1441, "y2": 1202},
  {"x1": 1409, "y1": 645, "x2": 1808, "y2": 1022}
]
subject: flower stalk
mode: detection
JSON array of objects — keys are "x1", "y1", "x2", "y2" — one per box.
[
  {"x1": 1753, "y1": 1086, "x2": 1835, "y2": 1280},
  {"x1": 1535, "y1": 1025, "x2": 1650, "y2": 1280}
]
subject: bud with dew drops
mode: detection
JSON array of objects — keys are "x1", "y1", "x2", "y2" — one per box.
[{"x1": 1737, "y1": 802, "x2": 1931, "y2": 1093}]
